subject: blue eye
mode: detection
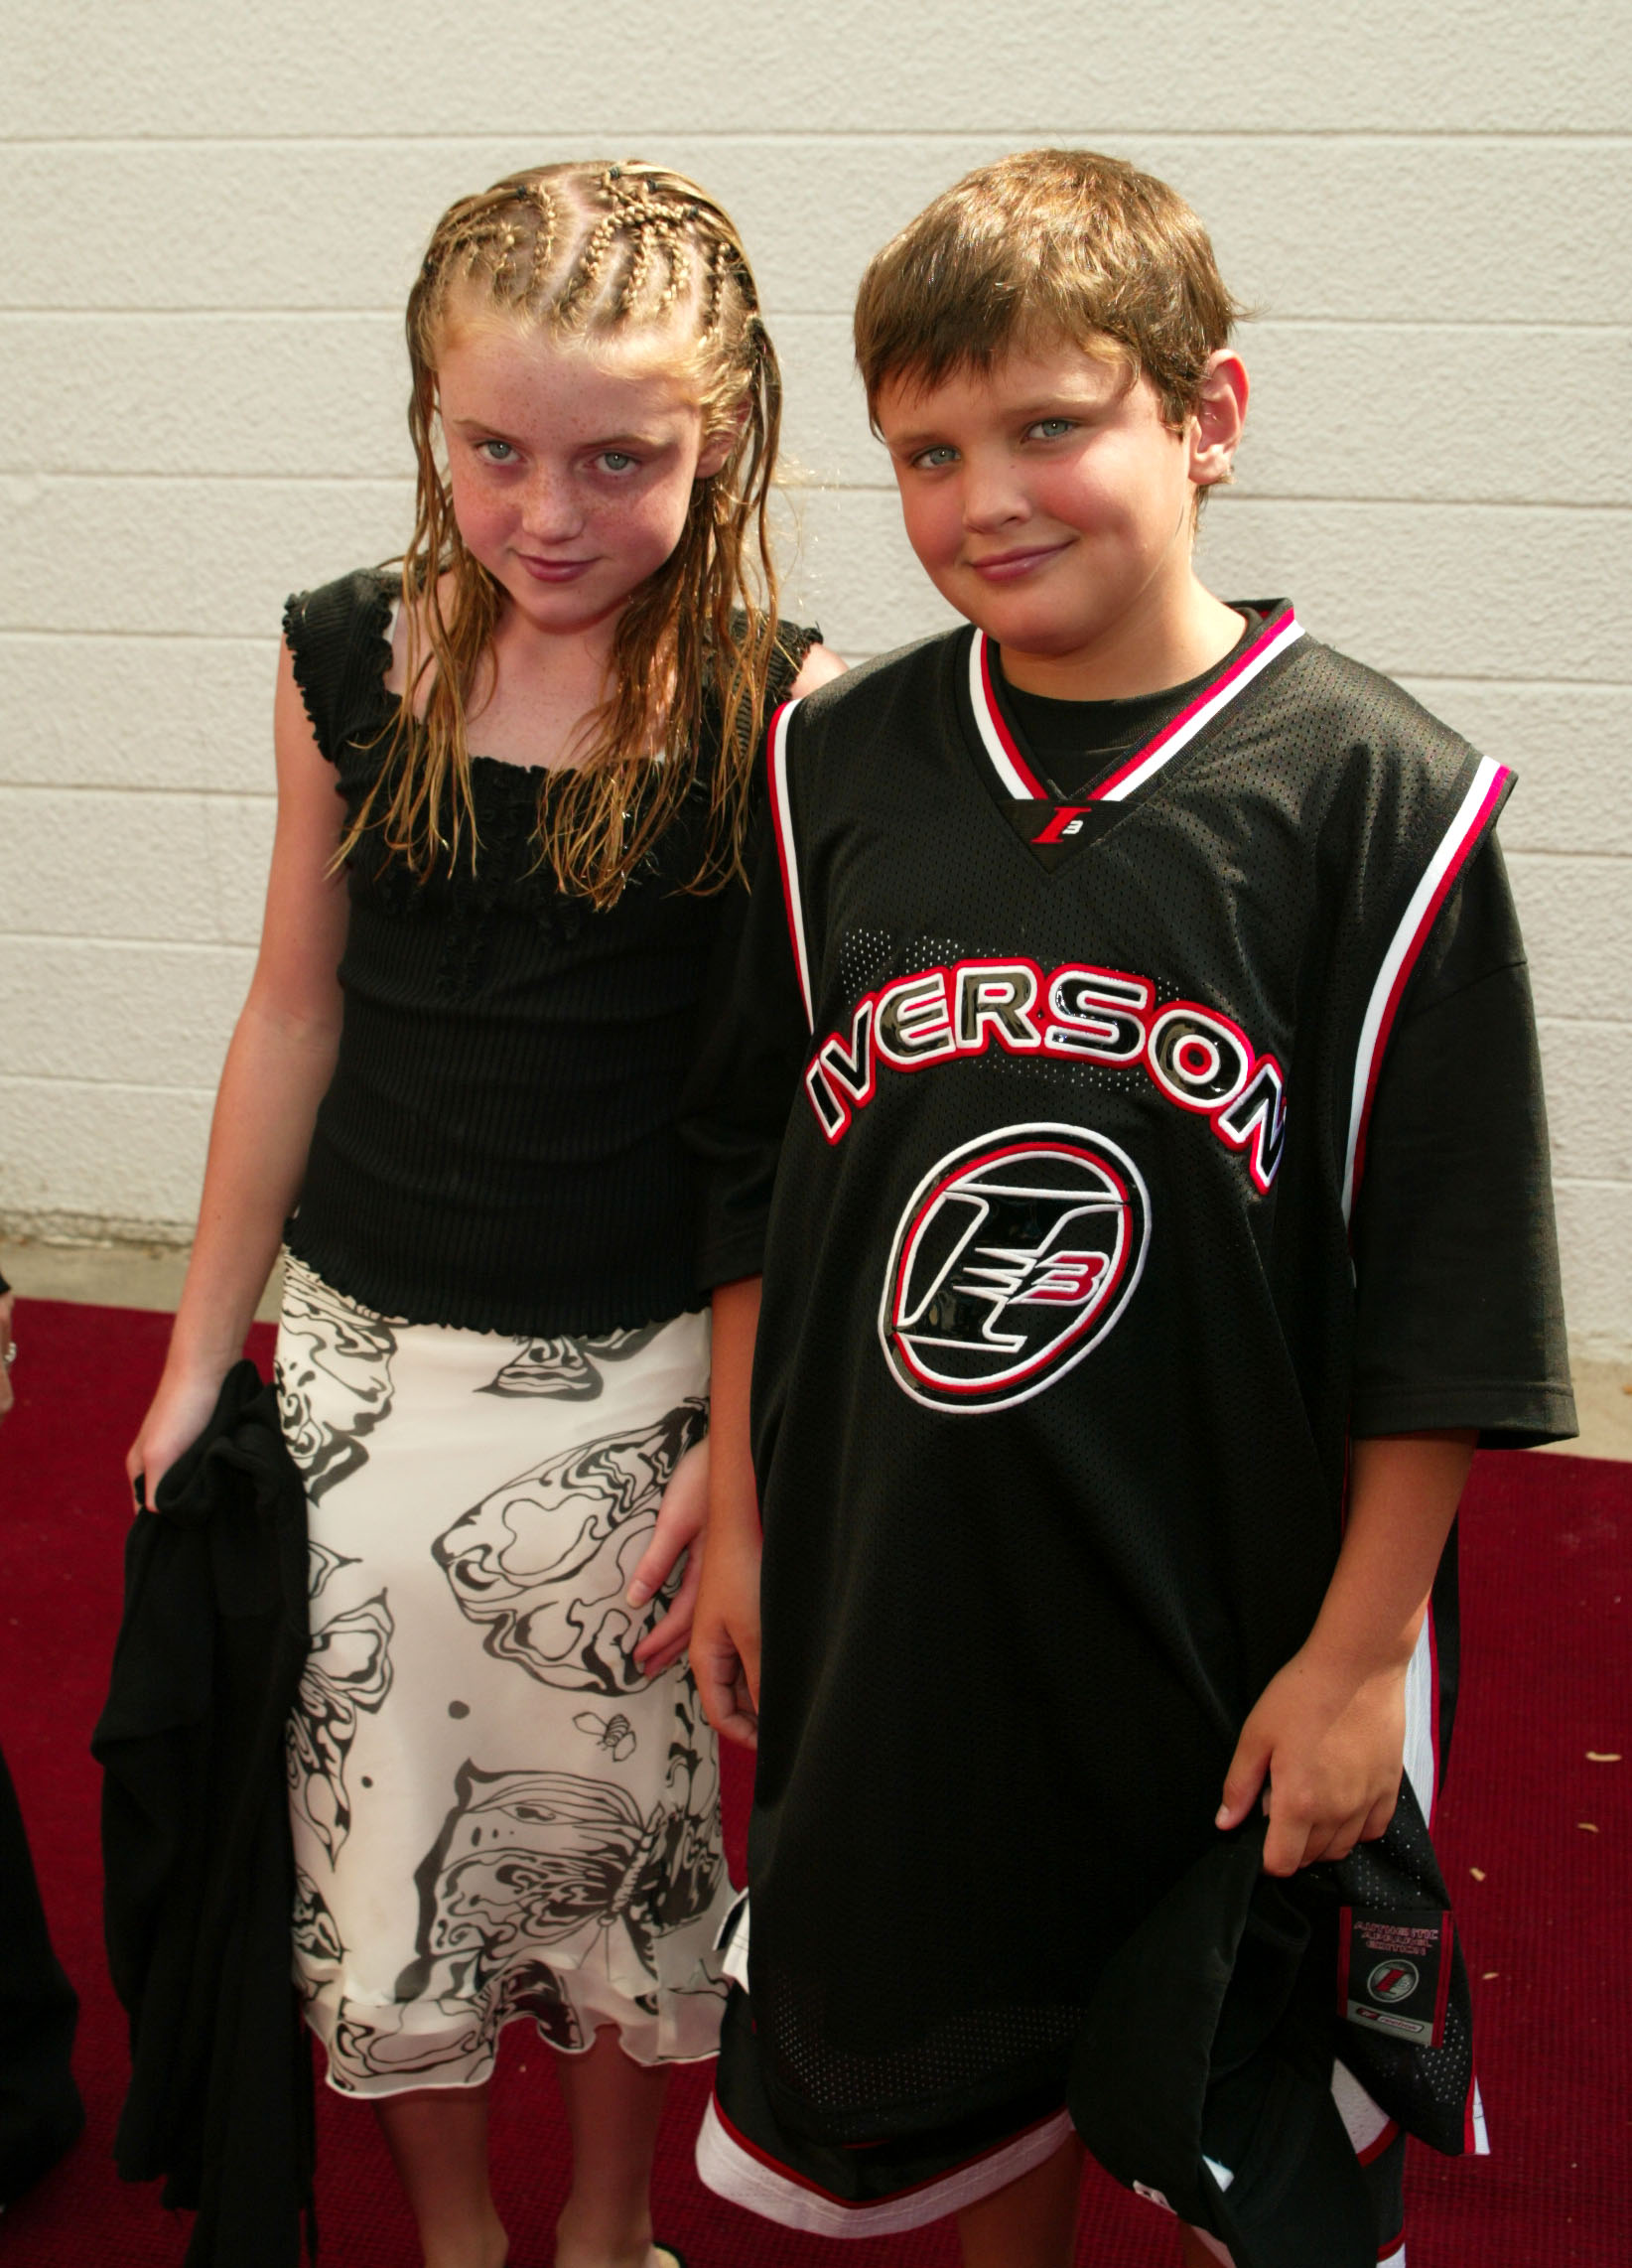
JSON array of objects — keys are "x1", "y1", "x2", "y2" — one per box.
[
  {"x1": 477, "y1": 439, "x2": 516, "y2": 463},
  {"x1": 1028, "y1": 419, "x2": 1074, "y2": 441},
  {"x1": 599, "y1": 450, "x2": 638, "y2": 474},
  {"x1": 912, "y1": 445, "x2": 958, "y2": 470}
]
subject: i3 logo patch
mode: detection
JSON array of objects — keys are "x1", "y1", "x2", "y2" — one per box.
[
  {"x1": 879, "y1": 1123, "x2": 1151, "y2": 1412},
  {"x1": 1366, "y1": 1960, "x2": 1421, "y2": 2006}
]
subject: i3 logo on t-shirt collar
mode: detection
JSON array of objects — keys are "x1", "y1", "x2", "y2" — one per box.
[{"x1": 879, "y1": 1123, "x2": 1151, "y2": 1413}]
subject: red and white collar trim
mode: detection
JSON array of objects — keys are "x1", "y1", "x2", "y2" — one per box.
[{"x1": 968, "y1": 606, "x2": 1304, "y2": 804}]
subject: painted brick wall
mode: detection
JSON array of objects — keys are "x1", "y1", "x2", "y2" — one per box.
[{"x1": 1, "y1": 0, "x2": 1627, "y2": 1352}]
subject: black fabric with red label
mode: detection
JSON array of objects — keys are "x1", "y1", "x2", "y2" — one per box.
[{"x1": 1339, "y1": 1909, "x2": 1455, "y2": 2049}]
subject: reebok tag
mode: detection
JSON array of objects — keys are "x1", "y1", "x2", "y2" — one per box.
[{"x1": 1338, "y1": 1909, "x2": 1454, "y2": 2048}]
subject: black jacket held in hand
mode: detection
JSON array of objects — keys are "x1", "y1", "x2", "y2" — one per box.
[{"x1": 93, "y1": 1359, "x2": 314, "y2": 2268}]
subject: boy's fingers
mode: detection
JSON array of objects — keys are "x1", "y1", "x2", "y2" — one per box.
[
  {"x1": 1360, "y1": 1788, "x2": 1399, "y2": 1844},
  {"x1": 1261, "y1": 1810, "x2": 1309, "y2": 1877},
  {"x1": 1216, "y1": 1732, "x2": 1271, "y2": 1830}
]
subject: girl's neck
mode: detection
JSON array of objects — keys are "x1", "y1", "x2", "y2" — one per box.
[{"x1": 472, "y1": 599, "x2": 624, "y2": 773}]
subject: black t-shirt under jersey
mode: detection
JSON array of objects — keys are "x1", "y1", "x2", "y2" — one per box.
[{"x1": 993, "y1": 609, "x2": 1264, "y2": 800}]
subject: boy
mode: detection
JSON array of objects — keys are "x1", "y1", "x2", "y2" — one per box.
[{"x1": 686, "y1": 151, "x2": 1573, "y2": 2267}]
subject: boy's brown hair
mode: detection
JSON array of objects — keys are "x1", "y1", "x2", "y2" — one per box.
[{"x1": 854, "y1": 148, "x2": 1240, "y2": 433}]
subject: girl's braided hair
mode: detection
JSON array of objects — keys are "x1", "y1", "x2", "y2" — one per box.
[{"x1": 347, "y1": 162, "x2": 784, "y2": 906}]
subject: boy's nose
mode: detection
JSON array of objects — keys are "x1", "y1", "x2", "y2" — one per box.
[{"x1": 959, "y1": 455, "x2": 1028, "y2": 532}]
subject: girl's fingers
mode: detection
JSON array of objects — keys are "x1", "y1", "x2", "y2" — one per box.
[{"x1": 632, "y1": 1550, "x2": 704, "y2": 1666}]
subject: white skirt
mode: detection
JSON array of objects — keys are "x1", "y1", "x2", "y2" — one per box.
[{"x1": 274, "y1": 1251, "x2": 730, "y2": 2098}]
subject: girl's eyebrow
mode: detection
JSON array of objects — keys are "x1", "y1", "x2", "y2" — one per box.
[{"x1": 445, "y1": 413, "x2": 674, "y2": 451}]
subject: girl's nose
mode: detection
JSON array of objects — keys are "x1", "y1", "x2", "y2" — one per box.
[{"x1": 520, "y1": 468, "x2": 585, "y2": 542}]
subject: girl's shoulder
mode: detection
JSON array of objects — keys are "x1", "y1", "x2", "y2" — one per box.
[
  {"x1": 283, "y1": 565, "x2": 397, "y2": 769},
  {"x1": 765, "y1": 619, "x2": 824, "y2": 711}
]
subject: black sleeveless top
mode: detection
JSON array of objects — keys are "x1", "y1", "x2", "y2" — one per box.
[{"x1": 283, "y1": 566, "x2": 814, "y2": 1336}]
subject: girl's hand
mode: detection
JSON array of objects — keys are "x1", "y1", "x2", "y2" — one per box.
[
  {"x1": 690, "y1": 1522, "x2": 762, "y2": 1750},
  {"x1": 628, "y1": 1434, "x2": 709, "y2": 1677},
  {"x1": 1215, "y1": 1640, "x2": 1408, "y2": 1877},
  {"x1": 126, "y1": 1362, "x2": 230, "y2": 1512}
]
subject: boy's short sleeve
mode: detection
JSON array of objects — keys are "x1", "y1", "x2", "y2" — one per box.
[
  {"x1": 1348, "y1": 835, "x2": 1575, "y2": 1446},
  {"x1": 682, "y1": 782, "x2": 810, "y2": 1286}
]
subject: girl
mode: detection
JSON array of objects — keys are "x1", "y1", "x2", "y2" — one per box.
[{"x1": 127, "y1": 161, "x2": 842, "y2": 2268}]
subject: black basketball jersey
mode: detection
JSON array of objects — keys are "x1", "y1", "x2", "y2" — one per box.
[{"x1": 690, "y1": 606, "x2": 1565, "y2": 2146}]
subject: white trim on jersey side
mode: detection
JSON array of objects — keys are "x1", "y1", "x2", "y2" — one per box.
[
  {"x1": 695, "y1": 2096, "x2": 1076, "y2": 2238},
  {"x1": 765, "y1": 696, "x2": 814, "y2": 1030},
  {"x1": 1097, "y1": 608, "x2": 1304, "y2": 802},
  {"x1": 1402, "y1": 1613, "x2": 1437, "y2": 1823},
  {"x1": 1340, "y1": 756, "x2": 1512, "y2": 1224}
]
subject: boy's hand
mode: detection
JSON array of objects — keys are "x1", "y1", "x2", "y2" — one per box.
[
  {"x1": 628, "y1": 1434, "x2": 709, "y2": 1678},
  {"x1": 691, "y1": 1526, "x2": 762, "y2": 1750},
  {"x1": 1215, "y1": 1640, "x2": 1407, "y2": 1876},
  {"x1": 1218, "y1": 1429, "x2": 1475, "y2": 1876}
]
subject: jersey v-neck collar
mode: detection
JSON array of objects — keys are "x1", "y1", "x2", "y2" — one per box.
[{"x1": 964, "y1": 603, "x2": 1303, "y2": 809}]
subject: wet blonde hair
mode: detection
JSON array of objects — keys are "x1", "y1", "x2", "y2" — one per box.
[{"x1": 349, "y1": 162, "x2": 784, "y2": 905}]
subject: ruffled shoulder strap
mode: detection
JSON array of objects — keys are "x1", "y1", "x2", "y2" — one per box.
[{"x1": 282, "y1": 566, "x2": 397, "y2": 767}]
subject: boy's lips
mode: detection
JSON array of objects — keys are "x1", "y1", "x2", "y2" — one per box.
[
  {"x1": 966, "y1": 541, "x2": 1069, "y2": 582},
  {"x1": 518, "y1": 554, "x2": 597, "y2": 583}
]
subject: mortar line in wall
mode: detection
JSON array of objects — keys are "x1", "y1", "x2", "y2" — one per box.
[
  {"x1": 5, "y1": 312, "x2": 1632, "y2": 335},
  {"x1": 0, "y1": 1072, "x2": 216, "y2": 1096},
  {"x1": 0, "y1": 932, "x2": 253, "y2": 955},
  {"x1": 0, "y1": 631, "x2": 1627, "y2": 695},
  {"x1": 773, "y1": 479, "x2": 1632, "y2": 511},
  {"x1": 7, "y1": 470, "x2": 1631, "y2": 516},
  {"x1": 5, "y1": 305, "x2": 1632, "y2": 334},
  {"x1": 0, "y1": 782, "x2": 274, "y2": 800},
  {"x1": 3, "y1": 129, "x2": 1630, "y2": 148}
]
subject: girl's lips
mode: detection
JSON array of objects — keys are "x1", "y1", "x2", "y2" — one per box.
[
  {"x1": 967, "y1": 543, "x2": 1069, "y2": 583},
  {"x1": 518, "y1": 554, "x2": 597, "y2": 583}
]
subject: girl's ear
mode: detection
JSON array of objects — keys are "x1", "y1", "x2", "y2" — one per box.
[
  {"x1": 695, "y1": 402, "x2": 749, "y2": 483},
  {"x1": 1189, "y1": 350, "x2": 1248, "y2": 489}
]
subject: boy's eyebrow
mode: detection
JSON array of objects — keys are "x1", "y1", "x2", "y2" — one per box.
[{"x1": 882, "y1": 391, "x2": 1110, "y2": 451}]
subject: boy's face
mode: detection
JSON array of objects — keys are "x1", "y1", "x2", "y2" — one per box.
[{"x1": 876, "y1": 337, "x2": 1229, "y2": 678}]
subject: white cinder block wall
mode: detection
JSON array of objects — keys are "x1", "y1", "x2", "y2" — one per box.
[{"x1": 1, "y1": 1, "x2": 1627, "y2": 1354}]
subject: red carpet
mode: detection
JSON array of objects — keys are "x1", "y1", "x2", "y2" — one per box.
[{"x1": 0, "y1": 1296, "x2": 1626, "y2": 2265}]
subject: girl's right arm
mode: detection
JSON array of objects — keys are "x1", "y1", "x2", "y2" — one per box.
[
  {"x1": 125, "y1": 639, "x2": 350, "y2": 1503},
  {"x1": 691, "y1": 1272, "x2": 764, "y2": 1748}
]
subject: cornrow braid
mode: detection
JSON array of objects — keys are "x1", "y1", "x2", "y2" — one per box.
[{"x1": 341, "y1": 161, "x2": 784, "y2": 909}]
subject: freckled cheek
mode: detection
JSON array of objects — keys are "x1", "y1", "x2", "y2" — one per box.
[{"x1": 446, "y1": 473, "x2": 511, "y2": 555}]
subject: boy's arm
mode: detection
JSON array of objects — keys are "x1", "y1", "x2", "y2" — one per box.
[
  {"x1": 1217, "y1": 1428, "x2": 1474, "y2": 1876},
  {"x1": 692, "y1": 1274, "x2": 764, "y2": 1748}
]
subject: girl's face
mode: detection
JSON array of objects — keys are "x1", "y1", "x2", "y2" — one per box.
[{"x1": 436, "y1": 314, "x2": 732, "y2": 638}]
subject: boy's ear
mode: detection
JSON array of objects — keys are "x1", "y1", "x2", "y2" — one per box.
[{"x1": 1188, "y1": 351, "x2": 1248, "y2": 490}]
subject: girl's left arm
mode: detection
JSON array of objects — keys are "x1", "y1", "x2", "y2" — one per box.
[
  {"x1": 623, "y1": 640, "x2": 844, "y2": 1671},
  {"x1": 1215, "y1": 1428, "x2": 1475, "y2": 1876},
  {"x1": 789, "y1": 643, "x2": 848, "y2": 697}
]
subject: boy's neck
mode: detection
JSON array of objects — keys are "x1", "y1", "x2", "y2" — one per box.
[{"x1": 997, "y1": 578, "x2": 1245, "y2": 705}]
